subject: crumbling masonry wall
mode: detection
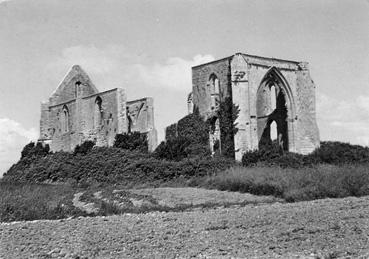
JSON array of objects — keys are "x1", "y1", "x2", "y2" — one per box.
[
  {"x1": 190, "y1": 53, "x2": 320, "y2": 161},
  {"x1": 39, "y1": 65, "x2": 157, "y2": 152},
  {"x1": 126, "y1": 98, "x2": 157, "y2": 152}
]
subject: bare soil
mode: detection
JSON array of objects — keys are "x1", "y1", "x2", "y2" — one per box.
[{"x1": 1, "y1": 189, "x2": 369, "y2": 258}]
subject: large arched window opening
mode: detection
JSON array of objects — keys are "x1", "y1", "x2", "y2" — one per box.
[
  {"x1": 257, "y1": 68, "x2": 292, "y2": 152},
  {"x1": 208, "y1": 74, "x2": 220, "y2": 111},
  {"x1": 62, "y1": 105, "x2": 69, "y2": 133},
  {"x1": 94, "y1": 96, "x2": 103, "y2": 129}
]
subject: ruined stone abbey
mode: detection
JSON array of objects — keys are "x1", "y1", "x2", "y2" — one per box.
[
  {"x1": 39, "y1": 52, "x2": 319, "y2": 161},
  {"x1": 38, "y1": 65, "x2": 157, "y2": 152},
  {"x1": 187, "y1": 53, "x2": 320, "y2": 160}
]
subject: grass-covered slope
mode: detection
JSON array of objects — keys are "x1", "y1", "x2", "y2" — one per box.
[
  {"x1": 199, "y1": 164, "x2": 369, "y2": 202},
  {"x1": 3, "y1": 140, "x2": 369, "y2": 205},
  {"x1": 0, "y1": 182, "x2": 87, "y2": 222}
]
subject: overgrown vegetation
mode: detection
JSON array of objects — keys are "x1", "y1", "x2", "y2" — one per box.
[
  {"x1": 21, "y1": 142, "x2": 50, "y2": 158},
  {"x1": 200, "y1": 164, "x2": 369, "y2": 202},
  {"x1": 155, "y1": 111, "x2": 211, "y2": 160},
  {"x1": 0, "y1": 182, "x2": 87, "y2": 222},
  {"x1": 3, "y1": 147, "x2": 234, "y2": 186},
  {"x1": 113, "y1": 132, "x2": 148, "y2": 152},
  {"x1": 4, "y1": 130, "x2": 369, "y2": 212},
  {"x1": 74, "y1": 140, "x2": 95, "y2": 155},
  {"x1": 242, "y1": 141, "x2": 369, "y2": 168},
  {"x1": 218, "y1": 97, "x2": 240, "y2": 158}
]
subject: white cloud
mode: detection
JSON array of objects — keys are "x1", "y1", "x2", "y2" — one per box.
[
  {"x1": 316, "y1": 92, "x2": 369, "y2": 146},
  {"x1": 133, "y1": 54, "x2": 215, "y2": 92},
  {"x1": 48, "y1": 44, "x2": 214, "y2": 93},
  {"x1": 0, "y1": 118, "x2": 38, "y2": 176},
  {"x1": 47, "y1": 45, "x2": 130, "y2": 76}
]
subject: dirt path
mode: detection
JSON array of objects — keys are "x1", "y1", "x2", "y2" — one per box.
[
  {"x1": 1, "y1": 195, "x2": 369, "y2": 258},
  {"x1": 128, "y1": 187, "x2": 279, "y2": 208}
]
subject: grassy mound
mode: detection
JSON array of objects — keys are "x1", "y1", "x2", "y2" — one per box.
[{"x1": 3, "y1": 147, "x2": 235, "y2": 186}]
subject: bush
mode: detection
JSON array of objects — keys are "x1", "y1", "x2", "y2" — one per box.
[
  {"x1": 4, "y1": 147, "x2": 235, "y2": 186},
  {"x1": 242, "y1": 141, "x2": 369, "y2": 168},
  {"x1": 313, "y1": 141, "x2": 369, "y2": 164},
  {"x1": 74, "y1": 140, "x2": 95, "y2": 155},
  {"x1": 156, "y1": 112, "x2": 211, "y2": 160},
  {"x1": 21, "y1": 142, "x2": 50, "y2": 159},
  {"x1": 113, "y1": 132, "x2": 148, "y2": 152}
]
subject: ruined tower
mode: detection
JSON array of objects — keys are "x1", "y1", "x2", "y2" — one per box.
[{"x1": 190, "y1": 53, "x2": 320, "y2": 160}]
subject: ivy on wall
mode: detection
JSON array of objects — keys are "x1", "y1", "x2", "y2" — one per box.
[
  {"x1": 155, "y1": 109, "x2": 210, "y2": 160},
  {"x1": 217, "y1": 96, "x2": 239, "y2": 159}
]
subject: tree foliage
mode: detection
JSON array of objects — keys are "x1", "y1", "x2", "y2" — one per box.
[
  {"x1": 155, "y1": 110, "x2": 210, "y2": 160},
  {"x1": 74, "y1": 141, "x2": 95, "y2": 155},
  {"x1": 21, "y1": 142, "x2": 50, "y2": 159},
  {"x1": 113, "y1": 132, "x2": 148, "y2": 152}
]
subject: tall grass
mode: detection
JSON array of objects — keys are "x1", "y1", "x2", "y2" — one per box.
[
  {"x1": 201, "y1": 164, "x2": 369, "y2": 202},
  {"x1": 0, "y1": 182, "x2": 87, "y2": 222}
]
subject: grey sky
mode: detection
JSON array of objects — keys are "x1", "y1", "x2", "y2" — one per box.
[{"x1": 0, "y1": 0, "x2": 368, "y2": 175}]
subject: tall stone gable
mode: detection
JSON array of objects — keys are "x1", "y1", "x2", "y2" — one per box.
[
  {"x1": 39, "y1": 65, "x2": 157, "y2": 152},
  {"x1": 190, "y1": 53, "x2": 320, "y2": 160}
]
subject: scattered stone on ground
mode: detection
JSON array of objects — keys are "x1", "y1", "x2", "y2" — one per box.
[
  {"x1": 1, "y1": 195, "x2": 369, "y2": 258},
  {"x1": 72, "y1": 192, "x2": 99, "y2": 214},
  {"x1": 128, "y1": 187, "x2": 281, "y2": 208}
]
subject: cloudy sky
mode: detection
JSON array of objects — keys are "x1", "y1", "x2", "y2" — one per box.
[{"x1": 0, "y1": 0, "x2": 368, "y2": 176}]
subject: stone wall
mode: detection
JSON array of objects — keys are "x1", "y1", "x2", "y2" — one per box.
[
  {"x1": 39, "y1": 65, "x2": 157, "y2": 153},
  {"x1": 192, "y1": 53, "x2": 320, "y2": 161},
  {"x1": 126, "y1": 97, "x2": 157, "y2": 151},
  {"x1": 192, "y1": 58, "x2": 231, "y2": 119}
]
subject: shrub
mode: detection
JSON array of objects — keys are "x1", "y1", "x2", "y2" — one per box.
[
  {"x1": 242, "y1": 141, "x2": 369, "y2": 168},
  {"x1": 113, "y1": 132, "x2": 148, "y2": 152},
  {"x1": 156, "y1": 111, "x2": 211, "y2": 160},
  {"x1": 4, "y1": 147, "x2": 235, "y2": 186},
  {"x1": 154, "y1": 137, "x2": 190, "y2": 161},
  {"x1": 74, "y1": 140, "x2": 95, "y2": 155},
  {"x1": 313, "y1": 141, "x2": 369, "y2": 164},
  {"x1": 21, "y1": 142, "x2": 50, "y2": 159}
]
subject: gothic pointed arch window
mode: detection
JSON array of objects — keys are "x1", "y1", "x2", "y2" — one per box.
[
  {"x1": 208, "y1": 74, "x2": 220, "y2": 111},
  {"x1": 94, "y1": 96, "x2": 103, "y2": 129},
  {"x1": 257, "y1": 68, "x2": 291, "y2": 151},
  {"x1": 62, "y1": 105, "x2": 70, "y2": 133}
]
